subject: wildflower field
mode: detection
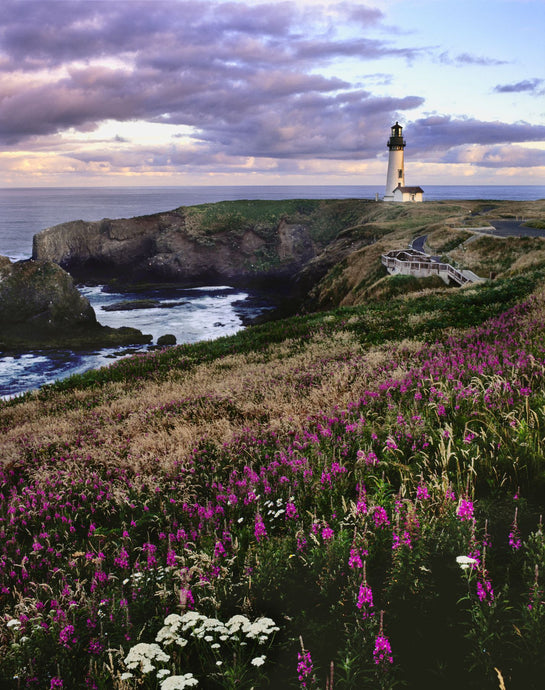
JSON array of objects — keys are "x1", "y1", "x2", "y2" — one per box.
[{"x1": 2, "y1": 268, "x2": 545, "y2": 689}]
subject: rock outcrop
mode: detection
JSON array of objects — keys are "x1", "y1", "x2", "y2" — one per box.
[
  {"x1": 0, "y1": 256, "x2": 151, "y2": 350},
  {"x1": 32, "y1": 209, "x2": 317, "y2": 288}
]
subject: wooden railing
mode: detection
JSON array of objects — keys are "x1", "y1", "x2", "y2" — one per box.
[{"x1": 381, "y1": 250, "x2": 482, "y2": 286}]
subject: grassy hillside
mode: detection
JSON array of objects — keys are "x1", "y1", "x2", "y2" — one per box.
[
  {"x1": 2, "y1": 247, "x2": 545, "y2": 689},
  {"x1": 305, "y1": 199, "x2": 545, "y2": 308}
]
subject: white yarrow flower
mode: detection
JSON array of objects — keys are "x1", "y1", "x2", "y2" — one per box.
[
  {"x1": 456, "y1": 555, "x2": 479, "y2": 570},
  {"x1": 251, "y1": 655, "x2": 267, "y2": 667},
  {"x1": 124, "y1": 642, "x2": 170, "y2": 672},
  {"x1": 160, "y1": 673, "x2": 199, "y2": 689}
]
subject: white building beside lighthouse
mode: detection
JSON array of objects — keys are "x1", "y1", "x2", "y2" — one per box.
[{"x1": 384, "y1": 122, "x2": 424, "y2": 202}]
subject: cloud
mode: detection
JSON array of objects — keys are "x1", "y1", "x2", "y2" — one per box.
[
  {"x1": 410, "y1": 115, "x2": 545, "y2": 152},
  {"x1": 494, "y1": 78, "x2": 544, "y2": 94},
  {"x1": 443, "y1": 144, "x2": 545, "y2": 169},
  {"x1": 439, "y1": 51, "x2": 508, "y2": 66},
  {"x1": 0, "y1": 0, "x2": 425, "y2": 160},
  {"x1": 0, "y1": 0, "x2": 543, "y2": 181}
]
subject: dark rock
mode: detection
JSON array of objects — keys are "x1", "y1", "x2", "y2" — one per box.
[
  {"x1": 32, "y1": 209, "x2": 318, "y2": 288},
  {"x1": 0, "y1": 256, "x2": 152, "y2": 350},
  {"x1": 103, "y1": 299, "x2": 160, "y2": 311},
  {"x1": 157, "y1": 334, "x2": 177, "y2": 346}
]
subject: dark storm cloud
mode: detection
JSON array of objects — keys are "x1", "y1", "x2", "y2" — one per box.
[{"x1": 494, "y1": 78, "x2": 544, "y2": 94}]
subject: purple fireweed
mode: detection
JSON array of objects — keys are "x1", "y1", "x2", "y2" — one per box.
[
  {"x1": 509, "y1": 508, "x2": 521, "y2": 551},
  {"x1": 457, "y1": 498, "x2": 474, "y2": 521},
  {"x1": 59, "y1": 624, "x2": 76, "y2": 648},
  {"x1": 254, "y1": 513, "x2": 267, "y2": 542},
  {"x1": 357, "y1": 449, "x2": 379, "y2": 467},
  {"x1": 477, "y1": 575, "x2": 495, "y2": 605},
  {"x1": 349, "y1": 547, "x2": 363, "y2": 569},
  {"x1": 392, "y1": 530, "x2": 412, "y2": 550},
  {"x1": 321, "y1": 524, "x2": 334, "y2": 540},
  {"x1": 356, "y1": 580, "x2": 374, "y2": 619},
  {"x1": 373, "y1": 506, "x2": 390, "y2": 528},
  {"x1": 373, "y1": 634, "x2": 393, "y2": 665},
  {"x1": 297, "y1": 646, "x2": 316, "y2": 688},
  {"x1": 286, "y1": 501, "x2": 298, "y2": 520},
  {"x1": 416, "y1": 483, "x2": 430, "y2": 501}
]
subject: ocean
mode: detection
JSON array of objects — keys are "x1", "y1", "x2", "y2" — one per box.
[{"x1": 1, "y1": 184, "x2": 544, "y2": 398}]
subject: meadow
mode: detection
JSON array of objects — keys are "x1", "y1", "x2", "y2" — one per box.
[{"x1": 2, "y1": 261, "x2": 545, "y2": 688}]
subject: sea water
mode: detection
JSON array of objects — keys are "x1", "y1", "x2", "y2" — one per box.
[{"x1": 1, "y1": 185, "x2": 544, "y2": 398}]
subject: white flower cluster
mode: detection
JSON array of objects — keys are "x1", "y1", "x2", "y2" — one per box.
[
  {"x1": 225, "y1": 614, "x2": 279, "y2": 643},
  {"x1": 124, "y1": 642, "x2": 170, "y2": 674},
  {"x1": 125, "y1": 611, "x2": 278, "y2": 686},
  {"x1": 160, "y1": 674, "x2": 199, "y2": 689},
  {"x1": 264, "y1": 498, "x2": 285, "y2": 521},
  {"x1": 456, "y1": 555, "x2": 479, "y2": 570},
  {"x1": 155, "y1": 611, "x2": 278, "y2": 649}
]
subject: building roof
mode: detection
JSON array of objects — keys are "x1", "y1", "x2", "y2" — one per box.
[{"x1": 394, "y1": 186, "x2": 424, "y2": 194}]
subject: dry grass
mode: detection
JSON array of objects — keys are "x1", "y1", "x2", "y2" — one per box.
[{"x1": 2, "y1": 328, "x2": 403, "y2": 476}]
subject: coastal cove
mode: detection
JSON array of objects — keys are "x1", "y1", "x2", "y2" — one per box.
[{"x1": 1, "y1": 185, "x2": 544, "y2": 398}]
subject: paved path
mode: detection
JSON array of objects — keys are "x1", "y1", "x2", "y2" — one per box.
[
  {"x1": 486, "y1": 220, "x2": 545, "y2": 238},
  {"x1": 410, "y1": 235, "x2": 440, "y2": 261}
]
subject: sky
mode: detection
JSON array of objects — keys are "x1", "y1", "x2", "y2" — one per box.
[{"x1": 0, "y1": 0, "x2": 544, "y2": 187}]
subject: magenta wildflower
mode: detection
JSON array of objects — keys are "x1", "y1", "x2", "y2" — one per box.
[
  {"x1": 416, "y1": 483, "x2": 430, "y2": 501},
  {"x1": 477, "y1": 575, "x2": 494, "y2": 605},
  {"x1": 385, "y1": 438, "x2": 398, "y2": 451},
  {"x1": 180, "y1": 587, "x2": 195, "y2": 609},
  {"x1": 509, "y1": 508, "x2": 521, "y2": 551},
  {"x1": 357, "y1": 449, "x2": 378, "y2": 467},
  {"x1": 50, "y1": 679, "x2": 63, "y2": 689},
  {"x1": 286, "y1": 501, "x2": 298, "y2": 519},
  {"x1": 88, "y1": 638, "x2": 103, "y2": 655},
  {"x1": 349, "y1": 547, "x2": 363, "y2": 569},
  {"x1": 356, "y1": 581, "x2": 374, "y2": 619},
  {"x1": 392, "y1": 530, "x2": 412, "y2": 550},
  {"x1": 254, "y1": 513, "x2": 267, "y2": 542},
  {"x1": 59, "y1": 624, "x2": 76, "y2": 648},
  {"x1": 114, "y1": 546, "x2": 130, "y2": 569},
  {"x1": 373, "y1": 506, "x2": 390, "y2": 528},
  {"x1": 214, "y1": 540, "x2": 226, "y2": 559},
  {"x1": 457, "y1": 498, "x2": 474, "y2": 521},
  {"x1": 297, "y1": 646, "x2": 316, "y2": 688},
  {"x1": 373, "y1": 634, "x2": 393, "y2": 665},
  {"x1": 321, "y1": 524, "x2": 334, "y2": 540},
  {"x1": 296, "y1": 532, "x2": 307, "y2": 552}
]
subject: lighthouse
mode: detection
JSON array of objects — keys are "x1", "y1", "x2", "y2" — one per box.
[
  {"x1": 384, "y1": 122, "x2": 405, "y2": 201},
  {"x1": 383, "y1": 122, "x2": 424, "y2": 202}
]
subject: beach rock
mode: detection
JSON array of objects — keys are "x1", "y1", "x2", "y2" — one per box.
[
  {"x1": 157, "y1": 334, "x2": 177, "y2": 346},
  {"x1": 0, "y1": 256, "x2": 152, "y2": 350}
]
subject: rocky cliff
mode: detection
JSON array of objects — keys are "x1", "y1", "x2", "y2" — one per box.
[
  {"x1": 32, "y1": 197, "x2": 545, "y2": 311},
  {"x1": 0, "y1": 256, "x2": 151, "y2": 350},
  {"x1": 32, "y1": 204, "x2": 318, "y2": 288}
]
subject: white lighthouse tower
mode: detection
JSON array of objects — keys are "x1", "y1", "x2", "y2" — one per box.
[{"x1": 384, "y1": 121, "x2": 405, "y2": 201}]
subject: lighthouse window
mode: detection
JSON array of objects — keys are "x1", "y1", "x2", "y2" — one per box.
[{"x1": 398, "y1": 169, "x2": 403, "y2": 178}]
